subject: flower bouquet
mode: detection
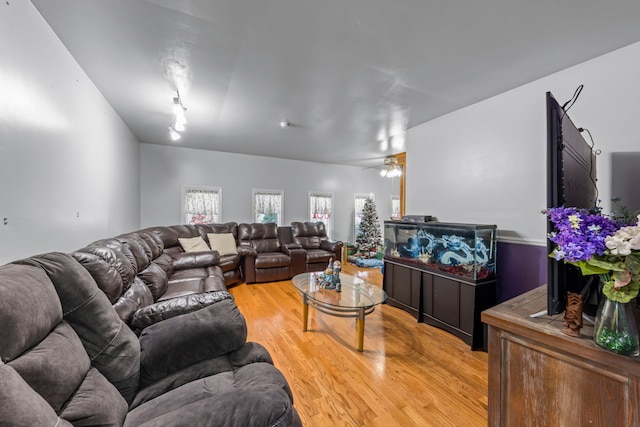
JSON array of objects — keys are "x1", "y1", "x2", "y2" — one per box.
[{"x1": 545, "y1": 207, "x2": 640, "y2": 355}]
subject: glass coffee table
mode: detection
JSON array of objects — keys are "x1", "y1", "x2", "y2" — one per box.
[{"x1": 292, "y1": 272, "x2": 387, "y2": 352}]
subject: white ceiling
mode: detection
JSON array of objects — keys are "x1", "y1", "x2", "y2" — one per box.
[{"x1": 31, "y1": 0, "x2": 640, "y2": 168}]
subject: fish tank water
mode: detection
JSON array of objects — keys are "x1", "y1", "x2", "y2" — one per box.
[{"x1": 383, "y1": 221, "x2": 497, "y2": 282}]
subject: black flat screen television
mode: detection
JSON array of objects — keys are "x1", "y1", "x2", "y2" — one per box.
[{"x1": 546, "y1": 91, "x2": 598, "y2": 315}]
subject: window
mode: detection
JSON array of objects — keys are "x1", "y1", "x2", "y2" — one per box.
[
  {"x1": 355, "y1": 193, "x2": 374, "y2": 239},
  {"x1": 309, "y1": 192, "x2": 333, "y2": 238},
  {"x1": 253, "y1": 189, "x2": 284, "y2": 225},
  {"x1": 183, "y1": 186, "x2": 221, "y2": 224},
  {"x1": 391, "y1": 195, "x2": 401, "y2": 220}
]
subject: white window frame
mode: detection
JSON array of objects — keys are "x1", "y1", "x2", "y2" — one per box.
[
  {"x1": 355, "y1": 193, "x2": 374, "y2": 240},
  {"x1": 309, "y1": 191, "x2": 334, "y2": 238},
  {"x1": 182, "y1": 185, "x2": 222, "y2": 224},
  {"x1": 252, "y1": 189, "x2": 284, "y2": 225},
  {"x1": 391, "y1": 194, "x2": 401, "y2": 220}
]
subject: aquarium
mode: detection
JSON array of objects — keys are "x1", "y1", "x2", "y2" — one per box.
[{"x1": 383, "y1": 221, "x2": 497, "y2": 282}]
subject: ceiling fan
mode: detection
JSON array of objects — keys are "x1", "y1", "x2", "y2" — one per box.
[{"x1": 379, "y1": 156, "x2": 402, "y2": 178}]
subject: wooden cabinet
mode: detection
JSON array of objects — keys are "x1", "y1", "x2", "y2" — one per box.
[
  {"x1": 383, "y1": 260, "x2": 421, "y2": 319},
  {"x1": 383, "y1": 259, "x2": 496, "y2": 349},
  {"x1": 482, "y1": 285, "x2": 640, "y2": 426}
]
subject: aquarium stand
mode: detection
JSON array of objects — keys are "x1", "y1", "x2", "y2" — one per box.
[{"x1": 383, "y1": 259, "x2": 496, "y2": 350}]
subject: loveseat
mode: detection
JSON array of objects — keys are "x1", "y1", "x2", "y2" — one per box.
[
  {"x1": 280, "y1": 222, "x2": 343, "y2": 273},
  {"x1": 238, "y1": 223, "x2": 307, "y2": 284},
  {"x1": 0, "y1": 252, "x2": 301, "y2": 426}
]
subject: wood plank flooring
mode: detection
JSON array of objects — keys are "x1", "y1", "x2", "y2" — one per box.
[{"x1": 228, "y1": 263, "x2": 488, "y2": 427}]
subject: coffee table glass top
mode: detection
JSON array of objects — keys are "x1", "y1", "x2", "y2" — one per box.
[{"x1": 292, "y1": 272, "x2": 387, "y2": 308}]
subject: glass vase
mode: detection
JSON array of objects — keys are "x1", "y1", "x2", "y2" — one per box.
[{"x1": 593, "y1": 298, "x2": 640, "y2": 356}]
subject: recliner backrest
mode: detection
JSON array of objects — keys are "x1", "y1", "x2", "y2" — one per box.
[
  {"x1": 238, "y1": 223, "x2": 281, "y2": 253},
  {"x1": 0, "y1": 253, "x2": 140, "y2": 425},
  {"x1": 290, "y1": 221, "x2": 328, "y2": 249}
]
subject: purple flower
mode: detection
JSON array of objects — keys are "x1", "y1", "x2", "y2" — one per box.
[{"x1": 544, "y1": 207, "x2": 620, "y2": 263}]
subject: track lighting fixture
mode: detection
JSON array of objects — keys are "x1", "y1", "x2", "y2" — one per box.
[
  {"x1": 168, "y1": 91, "x2": 187, "y2": 140},
  {"x1": 168, "y1": 126, "x2": 181, "y2": 141}
]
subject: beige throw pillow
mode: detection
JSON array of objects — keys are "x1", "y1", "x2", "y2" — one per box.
[
  {"x1": 178, "y1": 236, "x2": 211, "y2": 252},
  {"x1": 207, "y1": 233, "x2": 238, "y2": 256}
]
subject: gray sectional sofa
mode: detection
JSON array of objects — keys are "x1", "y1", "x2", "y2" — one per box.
[
  {"x1": 0, "y1": 222, "x2": 316, "y2": 426},
  {"x1": 0, "y1": 252, "x2": 300, "y2": 426},
  {"x1": 0, "y1": 220, "x2": 343, "y2": 425}
]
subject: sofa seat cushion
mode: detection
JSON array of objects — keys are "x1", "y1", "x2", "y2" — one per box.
[
  {"x1": 160, "y1": 276, "x2": 226, "y2": 301},
  {"x1": 305, "y1": 248, "x2": 334, "y2": 264},
  {"x1": 255, "y1": 252, "x2": 290, "y2": 269},
  {"x1": 125, "y1": 362, "x2": 296, "y2": 427},
  {"x1": 59, "y1": 367, "x2": 128, "y2": 426},
  {"x1": 218, "y1": 253, "x2": 241, "y2": 273}
]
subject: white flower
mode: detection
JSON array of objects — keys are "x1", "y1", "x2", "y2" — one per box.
[{"x1": 605, "y1": 235, "x2": 632, "y2": 256}]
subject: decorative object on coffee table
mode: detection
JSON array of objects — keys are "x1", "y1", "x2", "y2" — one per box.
[{"x1": 333, "y1": 260, "x2": 342, "y2": 292}]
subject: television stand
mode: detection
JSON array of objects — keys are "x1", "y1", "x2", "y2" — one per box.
[{"x1": 482, "y1": 285, "x2": 640, "y2": 426}]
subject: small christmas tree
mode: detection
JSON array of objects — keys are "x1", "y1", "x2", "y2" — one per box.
[{"x1": 356, "y1": 196, "x2": 382, "y2": 257}]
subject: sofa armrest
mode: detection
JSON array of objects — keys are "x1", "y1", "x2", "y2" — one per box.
[
  {"x1": 171, "y1": 251, "x2": 219, "y2": 270},
  {"x1": 130, "y1": 290, "x2": 232, "y2": 330},
  {"x1": 138, "y1": 297, "x2": 247, "y2": 386},
  {"x1": 287, "y1": 248, "x2": 307, "y2": 277},
  {"x1": 320, "y1": 240, "x2": 344, "y2": 261},
  {"x1": 320, "y1": 239, "x2": 343, "y2": 252},
  {"x1": 281, "y1": 243, "x2": 302, "y2": 251},
  {"x1": 237, "y1": 244, "x2": 257, "y2": 257}
]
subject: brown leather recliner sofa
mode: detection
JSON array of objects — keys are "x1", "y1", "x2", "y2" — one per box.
[
  {"x1": 71, "y1": 221, "x2": 342, "y2": 330},
  {"x1": 71, "y1": 223, "x2": 244, "y2": 332},
  {"x1": 238, "y1": 222, "x2": 307, "y2": 284},
  {"x1": 280, "y1": 221, "x2": 344, "y2": 273}
]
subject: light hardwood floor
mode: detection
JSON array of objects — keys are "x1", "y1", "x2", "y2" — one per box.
[{"x1": 228, "y1": 263, "x2": 489, "y2": 427}]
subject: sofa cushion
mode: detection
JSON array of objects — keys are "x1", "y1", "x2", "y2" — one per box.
[
  {"x1": 117, "y1": 234, "x2": 152, "y2": 273},
  {"x1": 178, "y1": 236, "x2": 211, "y2": 252},
  {"x1": 71, "y1": 249, "x2": 128, "y2": 303},
  {"x1": 0, "y1": 263, "x2": 62, "y2": 362},
  {"x1": 0, "y1": 257, "x2": 130, "y2": 425},
  {"x1": 113, "y1": 277, "x2": 155, "y2": 323},
  {"x1": 125, "y1": 369, "x2": 296, "y2": 427},
  {"x1": 208, "y1": 233, "x2": 238, "y2": 256},
  {"x1": 139, "y1": 230, "x2": 164, "y2": 259},
  {"x1": 59, "y1": 367, "x2": 128, "y2": 426},
  {"x1": 172, "y1": 251, "x2": 219, "y2": 270},
  {"x1": 138, "y1": 262, "x2": 169, "y2": 300},
  {"x1": 17, "y1": 253, "x2": 141, "y2": 404},
  {"x1": 9, "y1": 321, "x2": 90, "y2": 412},
  {"x1": 138, "y1": 298, "x2": 246, "y2": 385},
  {"x1": 255, "y1": 252, "x2": 291, "y2": 269},
  {"x1": 0, "y1": 362, "x2": 74, "y2": 427}
]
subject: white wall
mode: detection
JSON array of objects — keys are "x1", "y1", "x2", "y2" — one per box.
[
  {"x1": 140, "y1": 143, "x2": 397, "y2": 243},
  {"x1": 0, "y1": 2, "x2": 140, "y2": 264},
  {"x1": 406, "y1": 41, "x2": 640, "y2": 244}
]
